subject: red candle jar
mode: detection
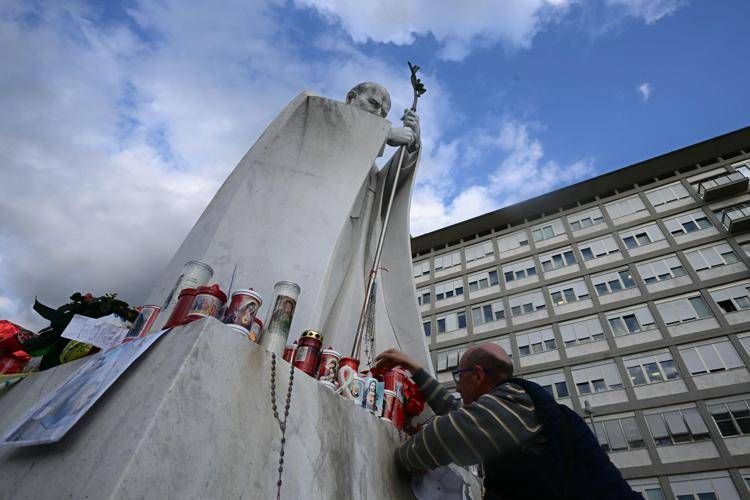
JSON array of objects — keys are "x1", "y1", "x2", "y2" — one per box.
[
  {"x1": 382, "y1": 389, "x2": 404, "y2": 430},
  {"x1": 282, "y1": 341, "x2": 297, "y2": 363},
  {"x1": 316, "y1": 348, "x2": 341, "y2": 386},
  {"x1": 293, "y1": 330, "x2": 323, "y2": 376},
  {"x1": 384, "y1": 368, "x2": 408, "y2": 402},
  {"x1": 185, "y1": 284, "x2": 227, "y2": 322},
  {"x1": 164, "y1": 288, "x2": 197, "y2": 328}
]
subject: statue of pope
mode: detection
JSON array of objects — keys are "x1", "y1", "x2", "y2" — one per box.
[{"x1": 145, "y1": 82, "x2": 432, "y2": 372}]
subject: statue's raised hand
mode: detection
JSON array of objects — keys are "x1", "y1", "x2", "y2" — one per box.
[
  {"x1": 387, "y1": 126, "x2": 416, "y2": 147},
  {"x1": 386, "y1": 109, "x2": 420, "y2": 148}
]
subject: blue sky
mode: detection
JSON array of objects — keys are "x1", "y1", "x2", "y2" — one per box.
[{"x1": 1, "y1": 0, "x2": 749, "y2": 327}]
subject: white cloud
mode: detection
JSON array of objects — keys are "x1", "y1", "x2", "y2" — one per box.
[
  {"x1": 0, "y1": 0, "x2": 458, "y2": 329},
  {"x1": 410, "y1": 119, "x2": 596, "y2": 235},
  {"x1": 606, "y1": 0, "x2": 686, "y2": 24},
  {"x1": 294, "y1": 0, "x2": 572, "y2": 61},
  {"x1": 638, "y1": 82, "x2": 652, "y2": 101}
]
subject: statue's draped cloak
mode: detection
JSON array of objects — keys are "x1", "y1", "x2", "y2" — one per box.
[{"x1": 146, "y1": 92, "x2": 432, "y2": 372}]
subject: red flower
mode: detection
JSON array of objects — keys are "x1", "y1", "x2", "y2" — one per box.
[{"x1": 83, "y1": 293, "x2": 95, "y2": 302}]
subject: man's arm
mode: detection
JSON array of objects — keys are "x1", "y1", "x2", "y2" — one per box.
[
  {"x1": 396, "y1": 384, "x2": 543, "y2": 474},
  {"x1": 410, "y1": 367, "x2": 460, "y2": 415}
]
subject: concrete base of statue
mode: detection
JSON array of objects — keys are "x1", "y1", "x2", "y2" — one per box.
[{"x1": 0, "y1": 319, "x2": 419, "y2": 499}]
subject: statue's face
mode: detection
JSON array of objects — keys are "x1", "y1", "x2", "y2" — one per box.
[{"x1": 347, "y1": 84, "x2": 390, "y2": 118}]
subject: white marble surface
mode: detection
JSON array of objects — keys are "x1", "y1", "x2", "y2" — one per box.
[{"x1": 0, "y1": 319, "x2": 418, "y2": 499}]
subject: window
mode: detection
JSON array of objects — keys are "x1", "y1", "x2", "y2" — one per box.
[
  {"x1": 502, "y1": 257, "x2": 538, "y2": 283},
  {"x1": 624, "y1": 351, "x2": 681, "y2": 386},
  {"x1": 590, "y1": 416, "x2": 645, "y2": 452},
  {"x1": 645, "y1": 407, "x2": 710, "y2": 445},
  {"x1": 685, "y1": 242, "x2": 740, "y2": 271},
  {"x1": 572, "y1": 361, "x2": 624, "y2": 395},
  {"x1": 591, "y1": 268, "x2": 637, "y2": 296},
  {"x1": 549, "y1": 279, "x2": 590, "y2": 306},
  {"x1": 645, "y1": 181, "x2": 690, "y2": 208},
  {"x1": 467, "y1": 269, "x2": 499, "y2": 292},
  {"x1": 436, "y1": 310, "x2": 467, "y2": 334},
  {"x1": 434, "y1": 279, "x2": 464, "y2": 302},
  {"x1": 540, "y1": 247, "x2": 577, "y2": 272},
  {"x1": 636, "y1": 255, "x2": 687, "y2": 284},
  {"x1": 436, "y1": 347, "x2": 466, "y2": 372},
  {"x1": 715, "y1": 201, "x2": 750, "y2": 228},
  {"x1": 434, "y1": 251, "x2": 461, "y2": 272},
  {"x1": 422, "y1": 320, "x2": 431, "y2": 337},
  {"x1": 619, "y1": 223, "x2": 665, "y2": 250},
  {"x1": 708, "y1": 398, "x2": 750, "y2": 437},
  {"x1": 734, "y1": 159, "x2": 750, "y2": 178},
  {"x1": 664, "y1": 210, "x2": 713, "y2": 236},
  {"x1": 606, "y1": 305, "x2": 656, "y2": 336},
  {"x1": 412, "y1": 260, "x2": 430, "y2": 278},
  {"x1": 465, "y1": 241, "x2": 494, "y2": 263},
  {"x1": 670, "y1": 471, "x2": 740, "y2": 500},
  {"x1": 471, "y1": 301, "x2": 505, "y2": 326},
  {"x1": 628, "y1": 479, "x2": 665, "y2": 500},
  {"x1": 656, "y1": 295, "x2": 714, "y2": 325},
  {"x1": 708, "y1": 282, "x2": 750, "y2": 314},
  {"x1": 568, "y1": 208, "x2": 605, "y2": 232},
  {"x1": 741, "y1": 239, "x2": 750, "y2": 258},
  {"x1": 517, "y1": 327, "x2": 557, "y2": 356},
  {"x1": 496, "y1": 230, "x2": 529, "y2": 255},
  {"x1": 605, "y1": 195, "x2": 647, "y2": 221},
  {"x1": 531, "y1": 219, "x2": 564, "y2": 242},
  {"x1": 578, "y1": 236, "x2": 620, "y2": 261},
  {"x1": 560, "y1": 316, "x2": 605, "y2": 347},
  {"x1": 416, "y1": 287, "x2": 431, "y2": 306},
  {"x1": 526, "y1": 370, "x2": 569, "y2": 400},
  {"x1": 508, "y1": 290, "x2": 546, "y2": 318},
  {"x1": 679, "y1": 340, "x2": 744, "y2": 375}
]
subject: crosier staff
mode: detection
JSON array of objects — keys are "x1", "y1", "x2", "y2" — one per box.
[{"x1": 351, "y1": 62, "x2": 427, "y2": 362}]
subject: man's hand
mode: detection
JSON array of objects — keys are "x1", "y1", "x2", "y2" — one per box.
[
  {"x1": 373, "y1": 348, "x2": 420, "y2": 373},
  {"x1": 402, "y1": 109, "x2": 420, "y2": 144},
  {"x1": 387, "y1": 127, "x2": 416, "y2": 147},
  {"x1": 386, "y1": 109, "x2": 421, "y2": 148}
]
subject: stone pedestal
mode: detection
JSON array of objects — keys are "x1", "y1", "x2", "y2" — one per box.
[{"x1": 0, "y1": 319, "x2": 415, "y2": 499}]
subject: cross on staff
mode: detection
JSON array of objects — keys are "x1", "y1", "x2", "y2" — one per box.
[{"x1": 351, "y1": 61, "x2": 427, "y2": 362}]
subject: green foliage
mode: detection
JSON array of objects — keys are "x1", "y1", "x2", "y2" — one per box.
[{"x1": 22, "y1": 292, "x2": 138, "y2": 370}]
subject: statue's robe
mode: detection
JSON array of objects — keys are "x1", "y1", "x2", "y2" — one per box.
[{"x1": 145, "y1": 92, "x2": 432, "y2": 371}]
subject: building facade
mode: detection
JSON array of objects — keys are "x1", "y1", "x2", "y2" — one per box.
[{"x1": 410, "y1": 127, "x2": 750, "y2": 499}]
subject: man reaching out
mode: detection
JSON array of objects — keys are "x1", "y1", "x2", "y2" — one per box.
[{"x1": 374, "y1": 344, "x2": 640, "y2": 500}]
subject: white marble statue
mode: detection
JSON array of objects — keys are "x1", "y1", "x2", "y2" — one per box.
[{"x1": 145, "y1": 82, "x2": 432, "y2": 372}]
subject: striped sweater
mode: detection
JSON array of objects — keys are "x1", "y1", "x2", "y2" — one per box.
[{"x1": 397, "y1": 368, "x2": 545, "y2": 474}]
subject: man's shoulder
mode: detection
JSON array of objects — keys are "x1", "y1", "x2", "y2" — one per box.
[{"x1": 481, "y1": 382, "x2": 536, "y2": 412}]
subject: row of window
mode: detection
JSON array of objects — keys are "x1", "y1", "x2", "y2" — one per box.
[
  {"x1": 437, "y1": 335, "x2": 750, "y2": 396},
  {"x1": 413, "y1": 202, "x2": 729, "y2": 280},
  {"x1": 630, "y1": 470, "x2": 747, "y2": 500},
  {"x1": 420, "y1": 239, "x2": 746, "y2": 313},
  {"x1": 414, "y1": 160, "x2": 750, "y2": 276},
  {"x1": 423, "y1": 279, "x2": 750, "y2": 342}
]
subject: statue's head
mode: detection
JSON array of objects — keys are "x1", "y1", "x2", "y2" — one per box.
[{"x1": 346, "y1": 82, "x2": 391, "y2": 118}]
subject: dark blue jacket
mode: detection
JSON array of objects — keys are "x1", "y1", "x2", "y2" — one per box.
[{"x1": 482, "y1": 378, "x2": 643, "y2": 500}]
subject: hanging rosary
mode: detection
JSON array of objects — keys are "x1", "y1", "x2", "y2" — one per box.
[{"x1": 270, "y1": 352, "x2": 295, "y2": 500}]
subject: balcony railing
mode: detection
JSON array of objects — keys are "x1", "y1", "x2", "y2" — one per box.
[
  {"x1": 697, "y1": 172, "x2": 748, "y2": 201},
  {"x1": 721, "y1": 205, "x2": 750, "y2": 233}
]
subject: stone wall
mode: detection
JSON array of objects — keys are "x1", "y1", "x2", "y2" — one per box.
[{"x1": 0, "y1": 319, "x2": 415, "y2": 499}]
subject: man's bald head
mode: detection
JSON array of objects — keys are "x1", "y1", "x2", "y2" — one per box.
[
  {"x1": 346, "y1": 82, "x2": 391, "y2": 118},
  {"x1": 460, "y1": 343, "x2": 514, "y2": 385}
]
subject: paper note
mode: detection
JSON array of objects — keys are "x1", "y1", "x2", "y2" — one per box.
[{"x1": 61, "y1": 314, "x2": 129, "y2": 349}]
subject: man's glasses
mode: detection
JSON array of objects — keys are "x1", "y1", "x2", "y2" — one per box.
[
  {"x1": 451, "y1": 366, "x2": 493, "y2": 383},
  {"x1": 451, "y1": 368, "x2": 472, "y2": 383}
]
